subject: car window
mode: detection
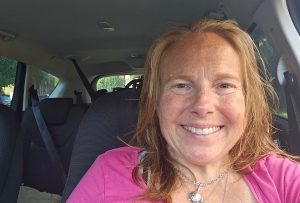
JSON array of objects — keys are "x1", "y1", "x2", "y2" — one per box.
[
  {"x1": 95, "y1": 74, "x2": 142, "y2": 92},
  {"x1": 0, "y1": 56, "x2": 17, "y2": 107},
  {"x1": 250, "y1": 24, "x2": 287, "y2": 119},
  {"x1": 34, "y1": 69, "x2": 60, "y2": 100},
  {"x1": 287, "y1": 0, "x2": 300, "y2": 35}
]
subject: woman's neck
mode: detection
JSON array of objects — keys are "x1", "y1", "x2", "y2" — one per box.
[{"x1": 172, "y1": 153, "x2": 232, "y2": 183}]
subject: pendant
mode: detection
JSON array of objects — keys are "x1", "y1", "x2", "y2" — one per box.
[{"x1": 188, "y1": 191, "x2": 204, "y2": 203}]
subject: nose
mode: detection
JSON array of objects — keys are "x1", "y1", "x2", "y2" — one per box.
[{"x1": 190, "y1": 88, "x2": 214, "y2": 117}]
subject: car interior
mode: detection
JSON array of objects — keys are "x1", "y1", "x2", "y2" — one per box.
[{"x1": 0, "y1": 0, "x2": 300, "y2": 202}]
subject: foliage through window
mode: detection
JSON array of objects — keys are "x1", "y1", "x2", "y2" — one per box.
[
  {"x1": 250, "y1": 24, "x2": 287, "y2": 118},
  {"x1": 95, "y1": 74, "x2": 142, "y2": 92},
  {"x1": 35, "y1": 70, "x2": 60, "y2": 100},
  {"x1": 0, "y1": 56, "x2": 17, "y2": 106}
]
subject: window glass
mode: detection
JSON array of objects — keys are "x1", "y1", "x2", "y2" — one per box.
[
  {"x1": 250, "y1": 25, "x2": 287, "y2": 118},
  {"x1": 287, "y1": 0, "x2": 300, "y2": 36},
  {"x1": 35, "y1": 70, "x2": 60, "y2": 100},
  {"x1": 0, "y1": 56, "x2": 17, "y2": 106},
  {"x1": 95, "y1": 74, "x2": 142, "y2": 92}
]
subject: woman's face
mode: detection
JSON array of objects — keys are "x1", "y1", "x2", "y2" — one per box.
[{"x1": 157, "y1": 32, "x2": 245, "y2": 168}]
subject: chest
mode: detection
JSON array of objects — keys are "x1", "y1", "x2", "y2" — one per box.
[{"x1": 170, "y1": 176, "x2": 257, "y2": 203}]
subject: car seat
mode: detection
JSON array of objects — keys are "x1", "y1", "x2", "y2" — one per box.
[
  {"x1": 62, "y1": 88, "x2": 139, "y2": 202},
  {"x1": 0, "y1": 104, "x2": 23, "y2": 203}
]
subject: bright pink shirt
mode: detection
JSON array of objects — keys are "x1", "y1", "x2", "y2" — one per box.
[
  {"x1": 244, "y1": 153, "x2": 300, "y2": 202},
  {"x1": 67, "y1": 147, "x2": 300, "y2": 203}
]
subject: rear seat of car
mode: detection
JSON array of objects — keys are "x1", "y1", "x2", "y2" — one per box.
[
  {"x1": 21, "y1": 98, "x2": 88, "y2": 195},
  {"x1": 62, "y1": 88, "x2": 139, "y2": 202}
]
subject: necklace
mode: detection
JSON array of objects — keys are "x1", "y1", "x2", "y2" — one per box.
[
  {"x1": 222, "y1": 170, "x2": 229, "y2": 203},
  {"x1": 175, "y1": 166, "x2": 231, "y2": 203}
]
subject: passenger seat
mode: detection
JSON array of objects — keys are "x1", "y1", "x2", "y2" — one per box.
[{"x1": 21, "y1": 98, "x2": 88, "y2": 195}]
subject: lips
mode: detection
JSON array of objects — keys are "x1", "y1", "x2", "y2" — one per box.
[{"x1": 182, "y1": 125, "x2": 222, "y2": 135}]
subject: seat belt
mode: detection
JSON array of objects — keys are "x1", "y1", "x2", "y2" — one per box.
[
  {"x1": 71, "y1": 59, "x2": 97, "y2": 102},
  {"x1": 29, "y1": 86, "x2": 67, "y2": 184},
  {"x1": 284, "y1": 71, "x2": 300, "y2": 155}
]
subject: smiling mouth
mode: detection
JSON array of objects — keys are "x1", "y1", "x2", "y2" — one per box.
[{"x1": 182, "y1": 125, "x2": 222, "y2": 136}]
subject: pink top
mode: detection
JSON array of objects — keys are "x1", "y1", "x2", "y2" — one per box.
[{"x1": 67, "y1": 147, "x2": 300, "y2": 203}]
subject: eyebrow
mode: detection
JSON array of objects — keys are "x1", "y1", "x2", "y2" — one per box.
[
  {"x1": 163, "y1": 74, "x2": 192, "y2": 84},
  {"x1": 212, "y1": 72, "x2": 242, "y2": 82},
  {"x1": 164, "y1": 72, "x2": 242, "y2": 83}
]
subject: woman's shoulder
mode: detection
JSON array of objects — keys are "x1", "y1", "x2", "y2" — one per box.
[
  {"x1": 245, "y1": 154, "x2": 300, "y2": 202},
  {"x1": 253, "y1": 153, "x2": 300, "y2": 173},
  {"x1": 94, "y1": 146, "x2": 141, "y2": 168},
  {"x1": 101, "y1": 146, "x2": 141, "y2": 158},
  {"x1": 66, "y1": 147, "x2": 144, "y2": 202}
]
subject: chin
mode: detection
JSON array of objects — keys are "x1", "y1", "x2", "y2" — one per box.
[{"x1": 183, "y1": 149, "x2": 229, "y2": 166}]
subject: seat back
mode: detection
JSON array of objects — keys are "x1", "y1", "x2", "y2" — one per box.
[
  {"x1": 0, "y1": 104, "x2": 23, "y2": 203},
  {"x1": 62, "y1": 89, "x2": 139, "y2": 202},
  {"x1": 21, "y1": 98, "x2": 88, "y2": 194}
]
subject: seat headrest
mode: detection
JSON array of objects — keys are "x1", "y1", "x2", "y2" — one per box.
[{"x1": 39, "y1": 98, "x2": 73, "y2": 125}]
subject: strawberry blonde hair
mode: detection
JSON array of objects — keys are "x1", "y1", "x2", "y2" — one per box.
[{"x1": 131, "y1": 18, "x2": 294, "y2": 201}]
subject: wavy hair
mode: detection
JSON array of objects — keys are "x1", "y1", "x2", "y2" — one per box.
[{"x1": 131, "y1": 18, "x2": 292, "y2": 201}]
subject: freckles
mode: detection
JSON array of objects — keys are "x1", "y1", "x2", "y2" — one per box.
[
  {"x1": 219, "y1": 94, "x2": 245, "y2": 119},
  {"x1": 158, "y1": 94, "x2": 173, "y2": 116},
  {"x1": 220, "y1": 93, "x2": 245, "y2": 106},
  {"x1": 222, "y1": 98, "x2": 244, "y2": 110},
  {"x1": 159, "y1": 93, "x2": 188, "y2": 119},
  {"x1": 160, "y1": 93, "x2": 178, "y2": 108}
]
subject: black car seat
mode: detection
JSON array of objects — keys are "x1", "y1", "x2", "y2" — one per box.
[
  {"x1": 0, "y1": 104, "x2": 23, "y2": 203},
  {"x1": 62, "y1": 89, "x2": 139, "y2": 202},
  {"x1": 21, "y1": 98, "x2": 88, "y2": 195}
]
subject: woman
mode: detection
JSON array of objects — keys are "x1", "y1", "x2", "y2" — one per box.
[{"x1": 67, "y1": 19, "x2": 300, "y2": 202}]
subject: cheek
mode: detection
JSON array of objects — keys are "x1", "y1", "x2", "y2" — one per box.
[
  {"x1": 158, "y1": 93, "x2": 188, "y2": 119},
  {"x1": 220, "y1": 94, "x2": 246, "y2": 129},
  {"x1": 157, "y1": 94, "x2": 188, "y2": 136}
]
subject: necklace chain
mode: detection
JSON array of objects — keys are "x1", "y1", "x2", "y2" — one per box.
[
  {"x1": 174, "y1": 166, "x2": 231, "y2": 188},
  {"x1": 174, "y1": 166, "x2": 231, "y2": 203}
]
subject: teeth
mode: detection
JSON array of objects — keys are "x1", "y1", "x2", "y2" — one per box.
[{"x1": 183, "y1": 126, "x2": 220, "y2": 135}]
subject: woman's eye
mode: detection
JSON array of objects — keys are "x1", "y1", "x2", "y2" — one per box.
[
  {"x1": 170, "y1": 83, "x2": 192, "y2": 94},
  {"x1": 175, "y1": 83, "x2": 189, "y2": 89},
  {"x1": 219, "y1": 83, "x2": 234, "y2": 89},
  {"x1": 217, "y1": 83, "x2": 237, "y2": 94}
]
